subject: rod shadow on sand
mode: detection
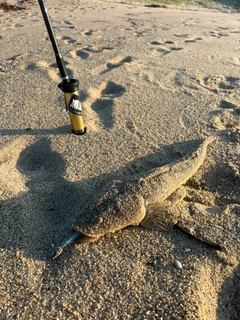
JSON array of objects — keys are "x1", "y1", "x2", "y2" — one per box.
[
  {"x1": 0, "y1": 126, "x2": 72, "y2": 136},
  {"x1": 0, "y1": 137, "x2": 89, "y2": 260}
]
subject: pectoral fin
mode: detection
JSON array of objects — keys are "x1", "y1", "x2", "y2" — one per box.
[
  {"x1": 140, "y1": 188, "x2": 186, "y2": 231},
  {"x1": 140, "y1": 202, "x2": 178, "y2": 231}
]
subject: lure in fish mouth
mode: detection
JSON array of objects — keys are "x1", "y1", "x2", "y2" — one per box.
[
  {"x1": 50, "y1": 136, "x2": 220, "y2": 260},
  {"x1": 51, "y1": 231, "x2": 83, "y2": 259}
]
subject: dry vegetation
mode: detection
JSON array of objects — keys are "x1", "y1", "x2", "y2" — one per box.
[{"x1": 0, "y1": 0, "x2": 34, "y2": 11}]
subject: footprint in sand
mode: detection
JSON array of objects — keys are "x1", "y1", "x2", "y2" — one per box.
[
  {"x1": 209, "y1": 100, "x2": 240, "y2": 139},
  {"x1": 62, "y1": 20, "x2": 75, "y2": 29},
  {"x1": 71, "y1": 45, "x2": 113, "y2": 60},
  {"x1": 99, "y1": 56, "x2": 134, "y2": 75},
  {"x1": 180, "y1": 19, "x2": 195, "y2": 28},
  {"x1": 184, "y1": 37, "x2": 203, "y2": 43},
  {"x1": 83, "y1": 81, "x2": 125, "y2": 131},
  {"x1": 63, "y1": 20, "x2": 72, "y2": 25},
  {"x1": 174, "y1": 34, "x2": 190, "y2": 38},
  {"x1": 149, "y1": 40, "x2": 183, "y2": 55},
  {"x1": 150, "y1": 41, "x2": 165, "y2": 45},
  {"x1": 15, "y1": 23, "x2": 25, "y2": 27},
  {"x1": 26, "y1": 60, "x2": 61, "y2": 83},
  {"x1": 230, "y1": 30, "x2": 240, "y2": 34},
  {"x1": 196, "y1": 74, "x2": 240, "y2": 96},
  {"x1": 81, "y1": 29, "x2": 95, "y2": 37},
  {"x1": 61, "y1": 36, "x2": 76, "y2": 45},
  {"x1": 84, "y1": 46, "x2": 114, "y2": 54},
  {"x1": 209, "y1": 30, "x2": 230, "y2": 38},
  {"x1": 75, "y1": 49, "x2": 89, "y2": 60},
  {"x1": 0, "y1": 137, "x2": 31, "y2": 200}
]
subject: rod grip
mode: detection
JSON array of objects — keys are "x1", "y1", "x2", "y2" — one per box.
[{"x1": 58, "y1": 80, "x2": 86, "y2": 135}]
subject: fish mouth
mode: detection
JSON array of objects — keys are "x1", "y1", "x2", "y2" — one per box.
[
  {"x1": 51, "y1": 247, "x2": 63, "y2": 260},
  {"x1": 50, "y1": 231, "x2": 83, "y2": 260}
]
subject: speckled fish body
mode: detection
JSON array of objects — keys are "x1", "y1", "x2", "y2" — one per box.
[
  {"x1": 73, "y1": 136, "x2": 215, "y2": 237},
  {"x1": 51, "y1": 137, "x2": 214, "y2": 259}
]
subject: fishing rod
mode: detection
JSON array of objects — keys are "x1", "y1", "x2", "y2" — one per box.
[{"x1": 38, "y1": 0, "x2": 86, "y2": 135}]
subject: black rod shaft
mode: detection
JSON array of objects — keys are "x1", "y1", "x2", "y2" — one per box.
[{"x1": 38, "y1": 0, "x2": 69, "y2": 83}]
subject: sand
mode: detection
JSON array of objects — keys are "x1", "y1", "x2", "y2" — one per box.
[{"x1": 0, "y1": 0, "x2": 240, "y2": 319}]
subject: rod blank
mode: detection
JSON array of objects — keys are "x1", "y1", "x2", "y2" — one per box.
[{"x1": 38, "y1": 0, "x2": 69, "y2": 83}]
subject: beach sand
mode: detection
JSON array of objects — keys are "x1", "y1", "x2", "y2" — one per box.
[{"x1": 0, "y1": 0, "x2": 240, "y2": 319}]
